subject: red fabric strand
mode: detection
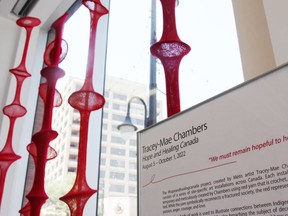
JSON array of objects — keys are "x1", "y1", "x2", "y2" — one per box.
[
  {"x1": 23, "y1": 13, "x2": 68, "y2": 216},
  {"x1": 150, "y1": 0, "x2": 190, "y2": 116},
  {"x1": 0, "y1": 16, "x2": 40, "y2": 208},
  {"x1": 60, "y1": 1, "x2": 107, "y2": 215}
]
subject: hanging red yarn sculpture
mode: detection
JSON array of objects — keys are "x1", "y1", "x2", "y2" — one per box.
[
  {"x1": 150, "y1": 0, "x2": 190, "y2": 117},
  {"x1": 0, "y1": 16, "x2": 41, "y2": 207},
  {"x1": 19, "y1": 141, "x2": 58, "y2": 215},
  {"x1": 24, "y1": 13, "x2": 68, "y2": 216},
  {"x1": 60, "y1": 0, "x2": 108, "y2": 215}
]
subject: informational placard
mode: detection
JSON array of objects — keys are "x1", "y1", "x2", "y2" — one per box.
[{"x1": 138, "y1": 64, "x2": 288, "y2": 216}]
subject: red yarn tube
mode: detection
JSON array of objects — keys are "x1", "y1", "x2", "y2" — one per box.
[
  {"x1": 150, "y1": 0, "x2": 190, "y2": 116},
  {"x1": 0, "y1": 16, "x2": 40, "y2": 207},
  {"x1": 60, "y1": 1, "x2": 108, "y2": 215}
]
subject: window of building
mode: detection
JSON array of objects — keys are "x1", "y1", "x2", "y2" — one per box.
[
  {"x1": 109, "y1": 184, "x2": 125, "y2": 193},
  {"x1": 71, "y1": 142, "x2": 78, "y2": 148},
  {"x1": 112, "y1": 114, "x2": 124, "y2": 122},
  {"x1": 72, "y1": 117, "x2": 80, "y2": 124},
  {"x1": 6, "y1": 0, "x2": 243, "y2": 215},
  {"x1": 111, "y1": 124, "x2": 119, "y2": 132},
  {"x1": 71, "y1": 129, "x2": 79, "y2": 136},
  {"x1": 129, "y1": 174, "x2": 137, "y2": 181},
  {"x1": 110, "y1": 147, "x2": 126, "y2": 156},
  {"x1": 102, "y1": 134, "x2": 107, "y2": 141},
  {"x1": 112, "y1": 103, "x2": 120, "y2": 110},
  {"x1": 129, "y1": 150, "x2": 137, "y2": 158},
  {"x1": 103, "y1": 112, "x2": 109, "y2": 119},
  {"x1": 113, "y1": 93, "x2": 127, "y2": 101},
  {"x1": 110, "y1": 172, "x2": 125, "y2": 180},
  {"x1": 104, "y1": 91, "x2": 110, "y2": 97},
  {"x1": 133, "y1": 118, "x2": 144, "y2": 125},
  {"x1": 101, "y1": 146, "x2": 107, "y2": 153},
  {"x1": 129, "y1": 162, "x2": 137, "y2": 170},
  {"x1": 129, "y1": 139, "x2": 137, "y2": 146},
  {"x1": 100, "y1": 170, "x2": 105, "y2": 178},
  {"x1": 111, "y1": 136, "x2": 125, "y2": 144},
  {"x1": 129, "y1": 186, "x2": 136, "y2": 194},
  {"x1": 69, "y1": 155, "x2": 78, "y2": 161},
  {"x1": 68, "y1": 167, "x2": 76, "y2": 173},
  {"x1": 102, "y1": 123, "x2": 108, "y2": 130},
  {"x1": 100, "y1": 158, "x2": 106, "y2": 166},
  {"x1": 110, "y1": 159, "x2": 125, "y2": 168}
]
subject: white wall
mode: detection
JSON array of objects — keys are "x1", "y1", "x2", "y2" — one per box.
[{"x1": 0, "y1": 17, "x2": 20, "y2": 119}]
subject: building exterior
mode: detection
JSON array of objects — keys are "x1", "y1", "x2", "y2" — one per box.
[{"x1": 43, "y1": 75, "x2": 163, "y2": 215}]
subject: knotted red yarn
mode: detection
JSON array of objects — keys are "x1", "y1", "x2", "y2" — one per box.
[
  {"x1": 19, "y1": 142, "x2": 57, "y2": 215},
  {"x1": 150, "y1": 0, "x2": 190, "y2": 116},
  {"x1": 0, "y1": 16, "x2": 41, "y2": 207},
  {"x1": 60, "y1": 0, "x2": 108, "y2": 215},
  {"x1": 23, "y1": 13, "x2": 68, "y2": 216}
]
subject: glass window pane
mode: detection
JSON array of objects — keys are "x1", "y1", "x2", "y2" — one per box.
[
  {"x1": 30, "y1": 1, "x2": 244, "y2": 215},
  {"x1": 110, "y1": 159, "x2": 125, "y2": 168},
  {"x1": 110, "y1": 148, "x2": 126, "y2": 156}
]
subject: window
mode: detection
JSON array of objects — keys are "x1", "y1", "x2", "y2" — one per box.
[
  {"x1": 133, "y1": 118, "x2": 144, "y2": 125},
  {"x1": 71, "y1": 130, "x2": 79, "y2": 136},
  {"x1": 69, "y1": 155, "x2": 78, "y2": 161},
  {"x1": 112, "y1": 114, "x2": 124, "y2": 122},
  {"x1": 130, "y1": 139, "x2": 137, "y2": 146},
  {"x1": 104, "y1": 102, "x2": 109, "y2": 108},
  {"x1": 112, "y1": 103, "x2": 120, "y2": 110},
  {"x1": 20, "y1": 2, "x2": 109, "y2": 216},
  {"x1": 100, "y1": 158, "x2": 106, "y2": 165},
  {"x1": 129, "y1": 150, "x2": 137, "y2": 158},
  {"x1": 100, "y1": 171, "x2": 105, "y2": 178},
  {"x1": 113, "y1": 93, "x2": 127, "y2": 101},
  {"x1": 101, "y1": 146, "x2": 107, "y2": 153},
  {"x1": 110, "y1": 159, "x2": 125, "y2": 168},
  {"x1": 129, "y1": 162, "x2": 137, "y2": 170},
  {"x1": 103, "y1": 112, "x2": 109, "y2": 119},
  {"x1": 129, "y1": 174, "x2": 137, "y2": 181},
  {"x1": 72, "y1": 117, "x2": 80, "y2": 124},
  {"x1": 71, "y1": 142, "x2": 78, "y2": 148},
  {"x1": 102, "y1": 123, "x2": 108, "y2": 130},
  {"x1": 68, "y1": 167, "x2": 76, "y2": 172},
  {"x1": 104, "y1": 91, "x2": 110, "y2": 97},
  {"x1": 102, "y1": 134, "x2": 107, "y2": 141},
  {"x1": 110, "y1": 172, "x2": 125, "y2": 180},
  {"x1": 110, "y1": 148, "x2": 126, "y2": 156},
  {"x1": 111, "y1": 136, "x2": 125, "y2": 144},
  {"x1": 129, "y1": 186, "x2": 136, "y2": 194},
  {"x1": 2, "y1": 0, "x2": 243, "y2": 215},
  {"x1": 109, "y1": 184, "x2": 125, "y2": 193}
]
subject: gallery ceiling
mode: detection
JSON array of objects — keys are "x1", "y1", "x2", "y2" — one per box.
[{"x1": 0, "y1": 0, "x2": 76, "y2": 29}]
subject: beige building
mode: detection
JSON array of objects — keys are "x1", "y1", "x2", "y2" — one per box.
[{"x1": 43, "y1": 75, "x2": 163, "y2": 215}]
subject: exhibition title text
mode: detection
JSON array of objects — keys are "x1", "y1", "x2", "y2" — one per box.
[{"x1": 142, "y1": 123, "x2": 208, "y2": 154}]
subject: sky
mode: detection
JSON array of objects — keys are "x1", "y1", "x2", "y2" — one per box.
[{"x1": 60, "y1": 0, "x2": 244, "y2": 114}]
